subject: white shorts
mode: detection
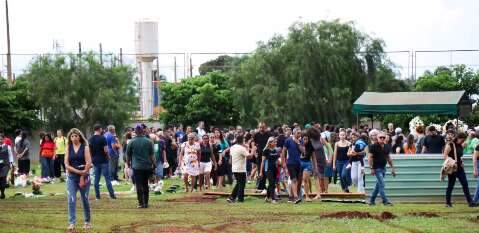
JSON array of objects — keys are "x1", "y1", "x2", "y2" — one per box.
[
  {"x1": 199, "y1": 162, "x2": 212, "y2": 174},
  {"x1": 185, "y1": 161, "x2": 200, "y2": 176}
]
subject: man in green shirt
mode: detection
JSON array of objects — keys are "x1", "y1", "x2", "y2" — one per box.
[{"x1": 127, "y1": 125, "x2": 156, "y2": 208}]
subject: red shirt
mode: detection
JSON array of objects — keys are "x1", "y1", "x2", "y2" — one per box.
[
  {"x1": 40, "y1": 141, "x2": 56, "y2": 158},
  {"x1": 4, "y1": 137, "x2": 12, "y2": 146}
]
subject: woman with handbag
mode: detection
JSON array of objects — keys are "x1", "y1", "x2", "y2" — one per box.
[
  {"x1": 64, "y1": 128, "x2": 92, "y2": 230},
  {"x1": 444, "y1": 131, "x2": 477, "y2": 207}
]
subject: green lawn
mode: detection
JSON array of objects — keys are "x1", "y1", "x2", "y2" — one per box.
[{"x1": 1, "y1": 168, "x2": 478, "y2": 233}]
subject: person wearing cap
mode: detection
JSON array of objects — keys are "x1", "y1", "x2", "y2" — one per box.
[
  {"x1": 179, "y1": 133, "x2": 201, "y2": 192},
  {"x1": 126, "y1": 125, "x2": 155, "y2": 208},
  {"x1": 422, "y1": 126, "x2": 445, "y2": 154}
]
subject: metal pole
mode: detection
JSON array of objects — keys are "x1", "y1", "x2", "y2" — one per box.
[
  {"x1": 174, "y1": 56, "x2": 177, "y2": 83},
  {"x1": 414, "y1": 51, "x2": 417, "y2": 80},
  {"x1": 119, "y1": 48, "x2": 123, "y2": 66},
  {"x1": 371, "y1": 115, "x2": 374, "y2": 129},
  {"x1": 78, "y1": 42, "x2": 82, "y2": 67},
  {"x1": 189, "y1": 54, "x2": 193, "y2": 77},
  {"x1": 99, "y1": 43, "x2": 103, "y2": 65},
  {"x1": 356, "y1": 114, "x2": 360, "y2": 131},
  {"x1": 156, "y1": 56, "x2": 160, "y2": 77},
  {"x1": 5, "y1": 0, "x2": 13, "y2": 82}
]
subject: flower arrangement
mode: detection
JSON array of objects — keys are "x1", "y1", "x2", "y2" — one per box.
[
  {"x1": 442, "y1": 119, "x2": 466, "y2": 133},
  {"x1": 409, "y1": 116, "x2": 424, "y2": 136},
  {"x1": 429, "y1": 123, "x2": 443, "y2": 134}
]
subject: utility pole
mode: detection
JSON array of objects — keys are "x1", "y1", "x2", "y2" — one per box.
[
  {"x1": 5, "y1": 0, "x2": 13, "y2": 82},
  {"x1": 99, "y1": 43, "x2": 103, "y2": 65},
  {"x1": 119, "y1": 48, "x2": 123, "y2": 66}
]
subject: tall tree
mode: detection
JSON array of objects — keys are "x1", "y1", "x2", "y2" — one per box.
[
  {"x1": 22, "y1": 53, "x2": 138, "y2": 133},
  {"x1": 415, "y1": 65, "x2": 479, "y2": 98},
  {"x1": 230, "y1": 20, "x2": 389, "y2": 126},
  {"x1": 198, "y1": 55, "x2": 241, "y2": 75}
]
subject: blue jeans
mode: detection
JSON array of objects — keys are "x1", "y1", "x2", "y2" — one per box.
[
  {"x1": 336, "y1": 160, "x2": 351, "y2": 191},
  {"x1": 67, "y1": 174, "x2": 91, "y2": 224},
  {"x1": 109, "y1": 156, "x2": 119, "y2": 181},
  {"x1": 446, "y1": 166, "x2": 472, "y2": 205},
  {"x1": 370, "y1": 168, "x2": 390, "y2": 204},
  {"x1": 40, "y1": 157, "x2": 54, "y2": 178},
  {"x1": 474, "y1": 164, "x2": 479, "y2": 203},
  {"x1": 93, "y1": 163, "x2": 116, "y2": 199}
]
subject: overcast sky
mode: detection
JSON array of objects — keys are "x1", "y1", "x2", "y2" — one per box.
[{"x1": 1, "y1": 0, "x2": 479, "y2": 79}]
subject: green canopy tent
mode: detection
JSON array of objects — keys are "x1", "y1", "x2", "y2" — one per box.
[{"x1": 352, "y1": 90, "x2": 470, "y2": 127}]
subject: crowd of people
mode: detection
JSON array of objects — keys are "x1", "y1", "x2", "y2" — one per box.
[{"x1": 2, "y1": 120, "x2": 479, "y2": 230}]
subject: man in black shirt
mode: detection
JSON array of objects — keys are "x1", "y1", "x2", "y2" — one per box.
[
  {"x1": 422, "y1": 126, "x2": 445, "y2": 154},
  {"x1": 253, "y1": 122, "x2": 272, "y2": 191},
  {"x1": 89, "y1": 124, "x2": 116, "y2": 200},
  {"x1": 368, "y1": 132, "x2": 395, "y2": 206}
]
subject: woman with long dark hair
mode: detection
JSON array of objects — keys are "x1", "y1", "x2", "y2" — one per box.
[
  {"x1": 40, "y1": 133, "x2": 56, "y2": 182},
  {"x1": 64, "y1": 128, "x2": 92, "y2": 230},
  {"x1": 198, "y1": 134, "x2": 217, "y2": 191},
  {"x1": 444, "y1": 131, "x2": 476, "y2": 207},
  {"x1": 260, "y1": 137, "x2": 279, "y2": 203},
  {"x1": 332, "y1": 130, "x2": 352, "y2": 193},
  {"x1": 214, "y1": 129, "x2": 229, "y2": 190}
]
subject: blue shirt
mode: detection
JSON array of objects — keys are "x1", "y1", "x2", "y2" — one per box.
[
  {"x1": 104, "y1": 132, "x2": 118, "y2": 157},
  {"x1": 175, "y1": 131, "x2": 185, "y2": 141},
  {"x1": 284, "y1": 137, "x2": 302, "y2": 166}
]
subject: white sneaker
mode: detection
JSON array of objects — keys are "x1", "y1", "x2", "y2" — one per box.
[
  {"x1": 154, "y1": 185, "x2": 161, "y2": 192},
  {"x1": 261, "y1": 189, "x2": 267, "y2": 195},
  {"x1": 67, "y1": 224, "x2": 75, "y2": 231},
  {"x1": 158, "y1": 180, "x2": 164, "y2": 190}
]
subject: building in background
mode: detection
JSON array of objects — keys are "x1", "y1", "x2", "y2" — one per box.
[{"x1": 135, "y1": 20, "x2": 161, "y2": 119}]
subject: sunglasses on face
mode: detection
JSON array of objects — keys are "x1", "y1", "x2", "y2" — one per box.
[{"x1": 379, "y1": 137, "x2": 386, "y2": 139}]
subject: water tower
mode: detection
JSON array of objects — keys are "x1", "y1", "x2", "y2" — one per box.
[{"x1": 135, "y1": 20, "x2": 159, "y2": 119}]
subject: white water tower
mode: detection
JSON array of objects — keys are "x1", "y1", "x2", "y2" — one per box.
[{"x1": 135, "y1": 20, "x2": 159, "y2": 119}]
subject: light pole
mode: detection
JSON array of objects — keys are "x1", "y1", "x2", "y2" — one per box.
[{"x1": 5, "y1": 0, "x2": 13, "y2": 82}]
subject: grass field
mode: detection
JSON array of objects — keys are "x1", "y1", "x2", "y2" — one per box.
[{"x1": 1, "y1": 169, "x2": 479, "y2": 233}]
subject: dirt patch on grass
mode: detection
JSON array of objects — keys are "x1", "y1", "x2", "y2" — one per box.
[
  {"x1": 166, "y1": 195, "x2": 218, "y2": 203},
  {"x1": 378, "y1": 211, "x2": 396, "y2": 221},
  {"x1": 321, "y1": 211, "x2": 395, "y2": 221},
  {"x1": 112, "y1": 220, "x2": 257, "y2": 233},
  {"x1": 151, "y1": 226, "x2": 207, "y2": 233},
  {"x1": 407, "y1": 212, "x2": 440, "y2": 218}
]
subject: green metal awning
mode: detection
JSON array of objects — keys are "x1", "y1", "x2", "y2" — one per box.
[{"x1": 353, "y1": 91, "x2": 466, "y2": 115}]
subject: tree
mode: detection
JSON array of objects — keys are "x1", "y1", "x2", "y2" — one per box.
[
  {"x1": 159, "y1": 72, "x2": 239, "y2": 127},
  {"x1": 370, "y1": 64, "x2": 411, "y2": 92},
  {"x1": 0, "y1": 78, "x2": 41, "y2": 136},
  {"x1": 415, "y1": 65, "x2": 479, "y2": 97},
  {"x1": 198, "y1": 55, "x2": 246, "y2": 75},
  {"x1": 22, "y1": 53, "x2": 138, "y2": 133},
  {"x1": 230, "y1": 20, "x2": 390, "y2": 126}
]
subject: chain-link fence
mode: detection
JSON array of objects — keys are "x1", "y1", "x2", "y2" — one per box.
[{"x1": 2, "y1": 49, "x2": 479, "y2": 82}]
